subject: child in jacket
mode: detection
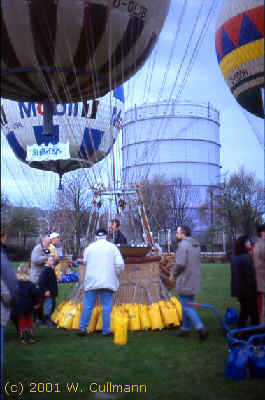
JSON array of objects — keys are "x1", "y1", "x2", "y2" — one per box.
[{"x1": 14, "y1": 265, "x2": 40, "y2": 343}]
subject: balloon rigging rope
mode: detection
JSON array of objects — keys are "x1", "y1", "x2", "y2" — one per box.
[
  {"x1": 174, "y1": 0, "x2": 219, "y2": 100},
  {"x1": 167, "y1": 0, "x2": 205, "y2": 102},
  {"x1": 157, "y1": 0, "x2": 188, "y2": 101}
]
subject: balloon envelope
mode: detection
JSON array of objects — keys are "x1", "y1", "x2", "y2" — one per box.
[
  {"x1": 215, "y1": 0, "x2": 264, "y2": 118},
  {"x1": 1, "y1": 86, "x2": 125, "y2": 177},
  {"x1": 1, "y1": 0, "x2": 170, "y2": 103}
]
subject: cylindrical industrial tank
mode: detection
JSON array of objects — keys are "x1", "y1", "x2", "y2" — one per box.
[{"x1": 122, "y1": 101, "x2": 221, "y2": 225}]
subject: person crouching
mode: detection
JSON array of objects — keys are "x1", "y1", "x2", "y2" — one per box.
[
  {"x1": 38, "y1": 254, "x2": 58, "y2": 326},
  {"x1": 14, "y1": 266, "x2": 40, "y2": 344}
]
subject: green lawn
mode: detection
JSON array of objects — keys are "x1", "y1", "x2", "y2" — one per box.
[{"x1": 4, "y1": 264, "x2": 265, "y2": 400}]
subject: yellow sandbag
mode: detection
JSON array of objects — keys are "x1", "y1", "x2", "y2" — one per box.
[
  {"x1": 159, "y1": 300, "x2": 180, "y2": 327},
  {"x1": 167, "y1": 301, "x2": 181, "y2": 326},
  {"x1": 114, "y1": 311, "x2": 129, "y2": 345},
  {"x1": 60, "y1": 303, "x2": 78, "y2": 330},
  {"x1": 58, "y1": 301, "x2": 74, "y2": 327},
  {"x1": 53, "y1": 301, "x2": 70, "y2": 325},
  {"x1": 158, "y1": 300, "x2": 173, "y2": 326},
  {"x1": 127, "y1": 304, "x2": 141, "y2": 331},
  {"x1": 139, "y1": 304, "x2": 151, "y2": 330},
  {"x1": 170, "y1": 296, "x2": 182, "y2": 321},
  {"x1": 95, "y1": 305, "x2": 103, "y2": 331},
  {"x1": 50, "y1": 300, "x2": 67, "y2": 324},
  {"x1": 148, "y1": 303, "x2": 164, "y2": 330},
  {"x1": 72, "y1": 303, "x2": 82, "y2": 330},
  {"x1": 87, "y1": 306, "x2": 100, "y2": 333},
  {"x1": 110, "y1": 305, "x2": 119, "y2": 333},
  {"x1": 58, "y1": 301, "x2": 75, "y2": 329}
]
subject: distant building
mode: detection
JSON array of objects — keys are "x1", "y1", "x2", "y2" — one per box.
[{"x1": 122, "y1": 101, "x2": 221, "y2": 232}]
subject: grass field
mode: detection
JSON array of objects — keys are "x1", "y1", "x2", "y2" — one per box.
[{"x1": 4, "y1": 264, "x2": 265, "y2": 400}]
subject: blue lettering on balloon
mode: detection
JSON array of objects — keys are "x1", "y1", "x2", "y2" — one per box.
[
  {"x1": 54, "y1": 104, "x2": 66, "y2": 116},
  {"x1": 68, "y1": 103, "x2": 79, "y2": 117},
  {"x1": 18, "y1": 102, "x2": 37, "y2": 119}
]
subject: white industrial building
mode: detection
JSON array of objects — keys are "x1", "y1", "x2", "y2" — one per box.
[{"x1": 122, "y1": 101, "x2": 221, "y2": 232}]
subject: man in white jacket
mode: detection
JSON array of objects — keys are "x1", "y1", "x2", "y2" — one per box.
[{"x1": 77, "y1": 228, "x2": 124, "y2": 336}]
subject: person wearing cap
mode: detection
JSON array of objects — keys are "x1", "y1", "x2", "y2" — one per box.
[
  {"x1": 49, "y1": 232, "x2": 61, "y2": 261},
  {"x1": 49, "y1": 232, "x2": 63, "y2": 279},
  {"x1": 253, "y1": 224, "x2": 265, "y2": 324},
  {"x1": 77, "y1": 228, "x2": 125, "y2": 337}
]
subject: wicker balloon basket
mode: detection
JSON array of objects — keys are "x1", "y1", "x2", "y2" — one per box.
[{"x1": 51, "y1": 251, "x2": 181, "y2": 333}]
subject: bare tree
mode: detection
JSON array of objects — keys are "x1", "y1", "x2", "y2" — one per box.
[
  {"x1": 201, "y1": 167, "x2": 264, "y2": 247},
  {"x1": 124, "y1": 176, "x2": 197, "y2": 244},
  {"x1": 8, "y1": 206, "x2": 40, "y2": 248},
  {"x1": 167, "y1": 177, "x2": 198, "y2": 231},
  {"x1": 48, "y1": 171, "x2": 94, "y2": 256},
  {"x1": 1, "y1": 192, "x2": 12, "y2": 227}
]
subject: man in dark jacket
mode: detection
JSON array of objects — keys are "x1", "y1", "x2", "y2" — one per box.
[
  {"x1": 253, "y1": 224, "x2": 265, "y2": 324},
  {"x1": 38, "y1": 255, "x2": 58, "y2": 326},
  {"x1": 172, "y1": 226, "x2": 208, "y2": 341},
  {"x1": 231, "y1": 236, "x2": 259, "y2": 328},
  {"x1": 108, "y1": 219, "x2": 127, "y2": 245}
]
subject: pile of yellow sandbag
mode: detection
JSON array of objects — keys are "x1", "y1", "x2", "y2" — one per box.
[{"x1": 51, "y1": 296, "x2": 182, "y2": 333}]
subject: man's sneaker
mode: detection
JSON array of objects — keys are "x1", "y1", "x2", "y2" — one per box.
[
  {"x1": 27, "y1": 334, "x2": 35, "y2": 344},
  {"x1": 20, "y1": 331, "x2": 27, "y2": 344},
  {"x1": 176, "y1": 329, "x2": 190, "y2": 338},
  {"x1": 198, "y1": 328, "x2": 208, "y2": 341},
  {"x1": 77, "y1": 330, "x2": 87, "y2": 337}
]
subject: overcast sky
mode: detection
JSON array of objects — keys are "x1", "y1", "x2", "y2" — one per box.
[
  {"x1": 126, "y1": 0, "x2": 264, "y2": 181},
  {"x1": 1, "y1": 0, "x2": 264, "y2": 208}
]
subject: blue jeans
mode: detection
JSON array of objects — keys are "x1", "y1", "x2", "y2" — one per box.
[
  {"x1": 43, "y1": 298, "x2": 53, "y2": 317},
  {"x1": 79, "y1": 289, "x2": 114, "y2": 335},
  {"x1": 178, "y1": 295, "x2": 204, "y2": 331}
]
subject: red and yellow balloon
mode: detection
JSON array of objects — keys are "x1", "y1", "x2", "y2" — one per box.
[{"x1": 215, "y1": 0, "x2": 264, "y2": 118}]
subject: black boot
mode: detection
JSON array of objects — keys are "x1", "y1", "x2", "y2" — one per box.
[
  {"x1": 27, "y1": 329, "x2": 35, "y2": 344},
  {"x1": 20, "y1": 330, "x2": 27, "y2": 344},
  {"x1": 197, "y1": 328, "x2": 209, "y2": 341}
]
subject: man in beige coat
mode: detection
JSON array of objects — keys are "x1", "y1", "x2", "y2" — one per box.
[
  {"x1": 172, "y1": 225, "x2": 208, "y2": 341},
  {"x1": 30, "y1": 234, "x2": 51, "y2": 324},
  {"x1": 253, "y1": 224, "x2": 265, "y2": 324},
  {"x1": 30, "y1": 234, "x2": 51, "y2": 285}
]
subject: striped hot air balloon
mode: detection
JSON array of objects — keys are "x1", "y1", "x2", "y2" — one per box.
[
  {"x1": 1, "y1": 86, "x2": 125, "y2": 188},
  {"x1": 1, "y1": 0, "x2": 170, "y2": 104},
  {"x1": 215, "y1": 0, "x2": 264, "y2": 118}
]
